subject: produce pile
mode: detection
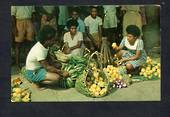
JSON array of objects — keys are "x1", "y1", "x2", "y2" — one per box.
[
  {"x1": 11, "y1": 78, "x2": 31, "y2": 102},
  {"x1": 139, "y1": 56, "x2": 161, "y2": 80},
  {"x1": 88, "y1": 63, "x2": 109, "y2": 97},
  {"x1": 58, "y1": 56, "x2": 87, "y2": 88},
  {"x1": 103, "y1": 65, "x2": 132, "y2": 88}
]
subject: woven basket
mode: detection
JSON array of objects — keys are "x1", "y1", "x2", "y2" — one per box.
[
  {"x1": 75, "y1": 51, "x2": 110, "y2": 98},
  {"x1": 54, "y1": 50, "x2": 69, "y2": 62}
]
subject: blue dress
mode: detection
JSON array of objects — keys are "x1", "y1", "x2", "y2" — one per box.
[{"x1": 119, "y1": 37, "x2": 147, "y2": 68}]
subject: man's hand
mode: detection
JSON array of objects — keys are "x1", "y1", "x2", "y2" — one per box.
[
  {"x1": 118, "y1": 58, "x2": 127, "y2": 65},
  {"x1": 62, "y1": 71, "x2": 69, "y2": 78},
  {"x1": 65, "y1": 48, "x2": 71, "y2": 54}
]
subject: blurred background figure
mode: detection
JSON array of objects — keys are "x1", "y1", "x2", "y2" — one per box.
[
  {"x1": 121, "y1": 5, "x2": 146, "y2": 38},
  {"x1": 64, "y1": 8, "x2": 85, "y2": 33},
  {"x1": 103, "y1": 5, "x2": 119, "y2": 45},
  {"x1": 57, "y1": 6, "x2": 69, "y2": 43},
  {"x1": 11, "y1": 6, "x2": 36, "y2": 69},
  {"x1": 39, "y1": 5, "x2": 58, "y2": 30}
]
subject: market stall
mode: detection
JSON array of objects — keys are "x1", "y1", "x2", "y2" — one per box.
[{"x1": 11, "y1": 38, "x2": 160, "y2": 102}]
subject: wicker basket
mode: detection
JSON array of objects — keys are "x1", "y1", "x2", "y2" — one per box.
[
  {"x1": 54, "y1": 50, "x2": 69, "y2": 62},
  {"x1": 75, "y1": 51, "x2": 110, "y2": 98}
]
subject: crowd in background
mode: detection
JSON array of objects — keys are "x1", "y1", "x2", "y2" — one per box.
[{"x1": 11, "y1": 5, "x2": 147, "y2": 68}]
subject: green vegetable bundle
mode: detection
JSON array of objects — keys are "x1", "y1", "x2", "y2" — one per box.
[{"x1": 58, "y1": 56, "x2": 88, "y2": 88}]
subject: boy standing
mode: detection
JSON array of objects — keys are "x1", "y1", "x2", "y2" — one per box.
[{"x1": 84, "y1": 6, "x2": 102, "y2": 51}]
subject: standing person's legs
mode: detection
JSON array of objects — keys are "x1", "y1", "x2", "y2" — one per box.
[
  {"x1": 105, "y1": 28, "x2": 117, "y2": 45},
  {"x1": 91, "y1": 33, "x2": 101, "y2": 51},
  {"x1": 25, "y1": 20, "x2": 35, "y2": 60},
  {"x1": 57, "y1": 25, "x2": 65, "y2": 44},
  {"x1": 15, "y1": 20, "x2": 26, "y2": 68},
  {"x1": 15, "y1": 42, "x2": 22, "y2": 68},
  {"x1": 83, "y1": 34, "x2": 95, "y2": 52},
  {"x1": 104, "y1": 28, "x2": 117, "y2": 54}
]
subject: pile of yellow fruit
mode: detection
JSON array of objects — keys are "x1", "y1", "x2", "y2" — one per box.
[
  {"x1": 103, "y1": 65, "x2": 123, "y2": 83},
  {"x1": 103, "y1": 65, "x2": 132, "y2": 87},
  {"x1": 87, "y1": 64, "x2": 108, "y2": 97},
  {"x1": 11, "y1": 87, "x2": 31, "y2": 102},
  {"x1": 139, "y1": 57, "x2": 161, "y2": 79},
  {"x1": 11, "y1": 78, "x2": 31, "y2": 102}
]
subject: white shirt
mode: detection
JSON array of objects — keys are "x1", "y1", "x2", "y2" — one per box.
[
  {"x1": 11, "y1": 6, "x2": 35, "y2": 19},
  {"x1": 120, "y1": 36, "x2": 143, "y2": 50},
  {"x1": 84, "y1": 15, "x2": 102, "y2": 34},
  {"x1": 64, "y1": 31, "x2": 83, "y2": 56},
  {"x1": 26, "y1": 42, "x2": 48, "y2": 70}
]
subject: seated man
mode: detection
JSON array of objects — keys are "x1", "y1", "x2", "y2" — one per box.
[
  {"x1": 63, "y1": 20, "x2": 83, "y2": 57},
  {"x1": 25, "y1": 25, "x2": 69, "y2": 89}
]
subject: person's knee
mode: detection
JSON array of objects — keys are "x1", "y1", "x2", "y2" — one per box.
[
  {"x1": 45, "y1": 72, "x2": 60, "y2": 81},
  {"x1": 126, "y1": 63, "x2": 134, "y2": 71}
]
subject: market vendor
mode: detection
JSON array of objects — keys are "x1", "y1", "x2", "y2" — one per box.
[
  {"x1": 63, "y1": 19, "x2": 83, "y2": 57},
  {"x1": 25, "y1": 25, "x2": 69, "y2": 89},
  {"x1": 112, "y1": 25, "x2": 147, "y2": 73}
]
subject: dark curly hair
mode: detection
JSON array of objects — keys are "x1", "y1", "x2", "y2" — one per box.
[
  {"x1": 36, "y1": 25, "x2": 56, "y2": 44},
  {"x1": 66, "y1": 19, "x2": 78, "y2": 29},
  {"x1": 126, "y1": 25, "x2": 141, "y2": 38}
]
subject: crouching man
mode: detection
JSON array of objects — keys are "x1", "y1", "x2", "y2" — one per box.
[{"x1": 25, "y1": 25, "x2": 69, "y2": 89}]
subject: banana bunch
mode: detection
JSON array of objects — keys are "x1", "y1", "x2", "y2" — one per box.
[
  {"x1": 11, "y1": 87, "x2": 31, "y2": 102},
  {"x1": 139, "y1": 56, "x2": 161, "y2": 79}
]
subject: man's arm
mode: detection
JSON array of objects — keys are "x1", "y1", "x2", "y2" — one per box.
[
  {"x1": 98, "y1": 25, "x2": 102, "y2": 39},
  {"x1": 121, "y1": 50, "x2": 141, "y2": 62},
  {"x1": 11, "y1": 15, "x2": 17, "y2": 36},
  {"x1": 39, "y1": 59, "x2": 62, "y2": 74},
  {"x1": 85, "y1": 26, "x2": 94, "y2": 42},
  {"x1": 70, "y1": 41, "x2": 82, "y2": 50}
]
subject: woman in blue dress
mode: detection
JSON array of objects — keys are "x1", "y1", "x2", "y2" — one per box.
[{"x1": 113, "y1": 25, "x2": 147, "y2": 73}]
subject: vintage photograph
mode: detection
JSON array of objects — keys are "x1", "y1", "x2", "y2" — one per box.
[{"x1": 11, "y1": 5, "x2": 160, "y2": 102}]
